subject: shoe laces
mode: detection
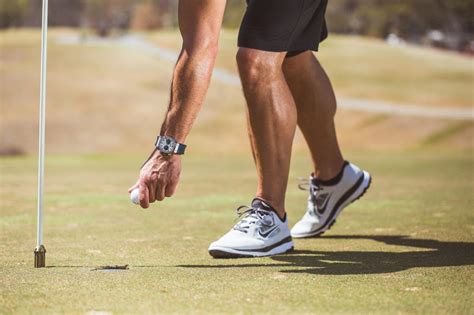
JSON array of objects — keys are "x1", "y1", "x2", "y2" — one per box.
[
  {"x1": 298, "y1": 177, "x2": 322, "y2": 212},
  {"x1": 233, "y1": 205, "x2": 274, "y2": 233}
]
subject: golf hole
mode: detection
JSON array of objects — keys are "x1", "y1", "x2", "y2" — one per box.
[{"x1": 92, "y1": 265, "x2": 129, "y2": 272}]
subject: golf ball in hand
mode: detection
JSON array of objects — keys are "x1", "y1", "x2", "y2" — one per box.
[{"x1": 130, "y1": 188, "x2": 140, "y2": 205}]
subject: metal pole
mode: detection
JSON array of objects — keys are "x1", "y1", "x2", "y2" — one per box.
[{"x1": 34, "y1": 0, "x2": 48, "y2": 268}]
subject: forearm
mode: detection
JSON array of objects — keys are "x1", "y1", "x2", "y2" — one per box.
[
  {"x1": 160, "y1": 46, "x2": 217, "y2": 143},
  {"x1": 132, "y1": 0, "x2": 226, "y2": 208}
]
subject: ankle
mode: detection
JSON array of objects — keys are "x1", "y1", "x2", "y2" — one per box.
[
  {"x1": 253, "y1": 197, "x2": 286, "y2": 221},
  {"x1": 273, "y1": 209, "x2": 287, "y2": 222},
  {"x1": 313, "y1": 160, "x2": 346, "y2": 182}
]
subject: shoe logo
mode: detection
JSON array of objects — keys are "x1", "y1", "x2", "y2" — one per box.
[
  {"x1": 315, "y1": 192, "x2": 332, "y2": 214},
  {"x1": 258, "y1": 226, "x2": 279, "y2": 238}
]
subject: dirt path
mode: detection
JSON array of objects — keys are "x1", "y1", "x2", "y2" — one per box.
[{"x1": 56, "y1": 34, "x2": 473, "y2": 121}]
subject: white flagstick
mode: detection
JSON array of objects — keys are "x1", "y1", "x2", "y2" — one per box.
[{"x1": 35, "y1": 0, "x2": 48, "y2": 268}]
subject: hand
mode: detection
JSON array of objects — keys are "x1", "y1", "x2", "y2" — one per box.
[{"x1": 128, "y1": 152, "x2": 182, "y2": 209}]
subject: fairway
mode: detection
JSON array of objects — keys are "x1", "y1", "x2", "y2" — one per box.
[
  {"x1": 1, "y1": 151, "x2": 473, "y2": 314},
  {"x1": 1, "y1": 29, "x2": 473, "y2": 156},
  {"x1": 1, "y1": 27, "x2": 473, "y2": 314}
]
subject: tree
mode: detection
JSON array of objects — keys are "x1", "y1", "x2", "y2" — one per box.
[{"x1": 0, "y1": 0, "x2": 28, "y2": 28}]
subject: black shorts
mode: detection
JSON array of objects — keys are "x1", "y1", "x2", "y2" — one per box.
[{"x1": 238, "y1": 0, "x2": 328, "y2": 54}]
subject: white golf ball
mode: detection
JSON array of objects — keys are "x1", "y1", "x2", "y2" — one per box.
[{"x1": 130, "y1": 188, "x2": 140, "y2": 205}]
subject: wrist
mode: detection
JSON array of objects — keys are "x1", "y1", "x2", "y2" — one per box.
[
  {"x1": 153, "y1": 150, "x2": 180, "y2": 161},
  {"x1": 155, "y1": 135, "x2": 186, "y2": 156}
]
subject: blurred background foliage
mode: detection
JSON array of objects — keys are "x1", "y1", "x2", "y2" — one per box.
[{"x1": 0, "y1": 0, "x2": 472, "y2": 51}]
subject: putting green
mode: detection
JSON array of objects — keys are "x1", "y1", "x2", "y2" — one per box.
[{"x1": 0, "y1": 151, "x2": 473, "y2": 314}]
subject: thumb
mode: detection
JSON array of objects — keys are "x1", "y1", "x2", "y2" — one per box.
[{"x1": 128, "y1": 182, "x2": 139, "y2": 193}]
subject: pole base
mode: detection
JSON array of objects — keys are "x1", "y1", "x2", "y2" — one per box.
[{"x1": 34, "y1": 245, "x2": 46, "y2": 268}]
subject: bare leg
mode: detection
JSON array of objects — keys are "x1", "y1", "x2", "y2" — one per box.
[
  {"x1": 283, "y1": 51, "x2": 344, "y2": 180},
  {"x1": 237, "y1": 48, "x2": 297, "y2": 218}
]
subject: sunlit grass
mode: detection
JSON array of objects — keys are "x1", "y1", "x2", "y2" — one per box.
[
  {"x1": 1, "y1": 29, "x2": 472, "y2": 311},
  {"x1": 0, "y1": 151, "x2": 473, "y2": 314}
]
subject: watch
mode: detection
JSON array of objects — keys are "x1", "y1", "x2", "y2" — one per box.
[{"x1": 155, "y1": 135, "x2": 186, "y2": 155}]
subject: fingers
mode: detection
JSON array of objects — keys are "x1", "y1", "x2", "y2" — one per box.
[
  {"x1": 138, "y1": 182, "x2": 150, "y2": 209},
  {"x1": 128, "y1": 182, "x2": 139, "y2": 193},
  {"x1": 165, "y1": 182, "x2": 177, "y2": 197},
  {"x1": 136, "y1": 175, "x2": 165, "y2": 208},
  {"x1": 155, "y1": 172, "x2": 167, "y2": 201},
  {"x1": 131, "y1": 156, "x2": 181, "y2": 208},
  {"x1": 148, "y1": 179, "x2": 157, "y2": 203},
  {"x1": 156, "y1": 184, "x2": 166, "y2": 201}
]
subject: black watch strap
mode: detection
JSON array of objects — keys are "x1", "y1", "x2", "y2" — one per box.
[
  {"x1": 155, "y1": 136, "x2": 186, "y2": 155},
  {"x1": 174, "y1": 143, "x2": 186, "y2": 155}
]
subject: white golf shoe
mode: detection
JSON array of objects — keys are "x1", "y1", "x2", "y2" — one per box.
[
  {"x1": 209, "y1": 199, "x2": 294, "y2": 258},
  {"x1": 291, "y1": 161, "x2": 372, "y2": 238}
]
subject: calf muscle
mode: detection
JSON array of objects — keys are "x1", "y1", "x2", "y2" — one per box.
[{"x1": 283, "y1": 52, "x2": 344, "y2": 180}]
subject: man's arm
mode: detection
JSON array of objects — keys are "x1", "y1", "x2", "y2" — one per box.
[
  {"x1": 129, "y1": 0, "x2": 227, "y2": 208},
  {"x1": 161, "y1": 0, "x2": 226, "y2": 141}
]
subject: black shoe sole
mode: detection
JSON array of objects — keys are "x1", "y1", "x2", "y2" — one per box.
[{"x1": 209, "y1": 246, "x2": 294, "y2": 259}]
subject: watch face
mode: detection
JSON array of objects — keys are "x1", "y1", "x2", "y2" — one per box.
[{"x1": 158, "y1": 136, "x2": 177, "y2": 154}]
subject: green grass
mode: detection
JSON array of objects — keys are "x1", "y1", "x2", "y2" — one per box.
[
  {"x1": 1, "y1": 151, "x2": 473, "y2": 314},
  {"x1": 1, "y1": 28, "x2": 473, "y2": 314}
]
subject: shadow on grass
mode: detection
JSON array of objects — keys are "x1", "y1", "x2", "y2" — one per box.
[{"x1": 177, "y1": 235, "x2": 474, "y2": 275}]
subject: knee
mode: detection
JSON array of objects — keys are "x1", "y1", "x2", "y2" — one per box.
[
  {"x1": 183, "y1": 35, "x2": 219, "y2": 61},
  {"x1": 236, "y1": 48, "x2": 281, "y2": 83}
]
